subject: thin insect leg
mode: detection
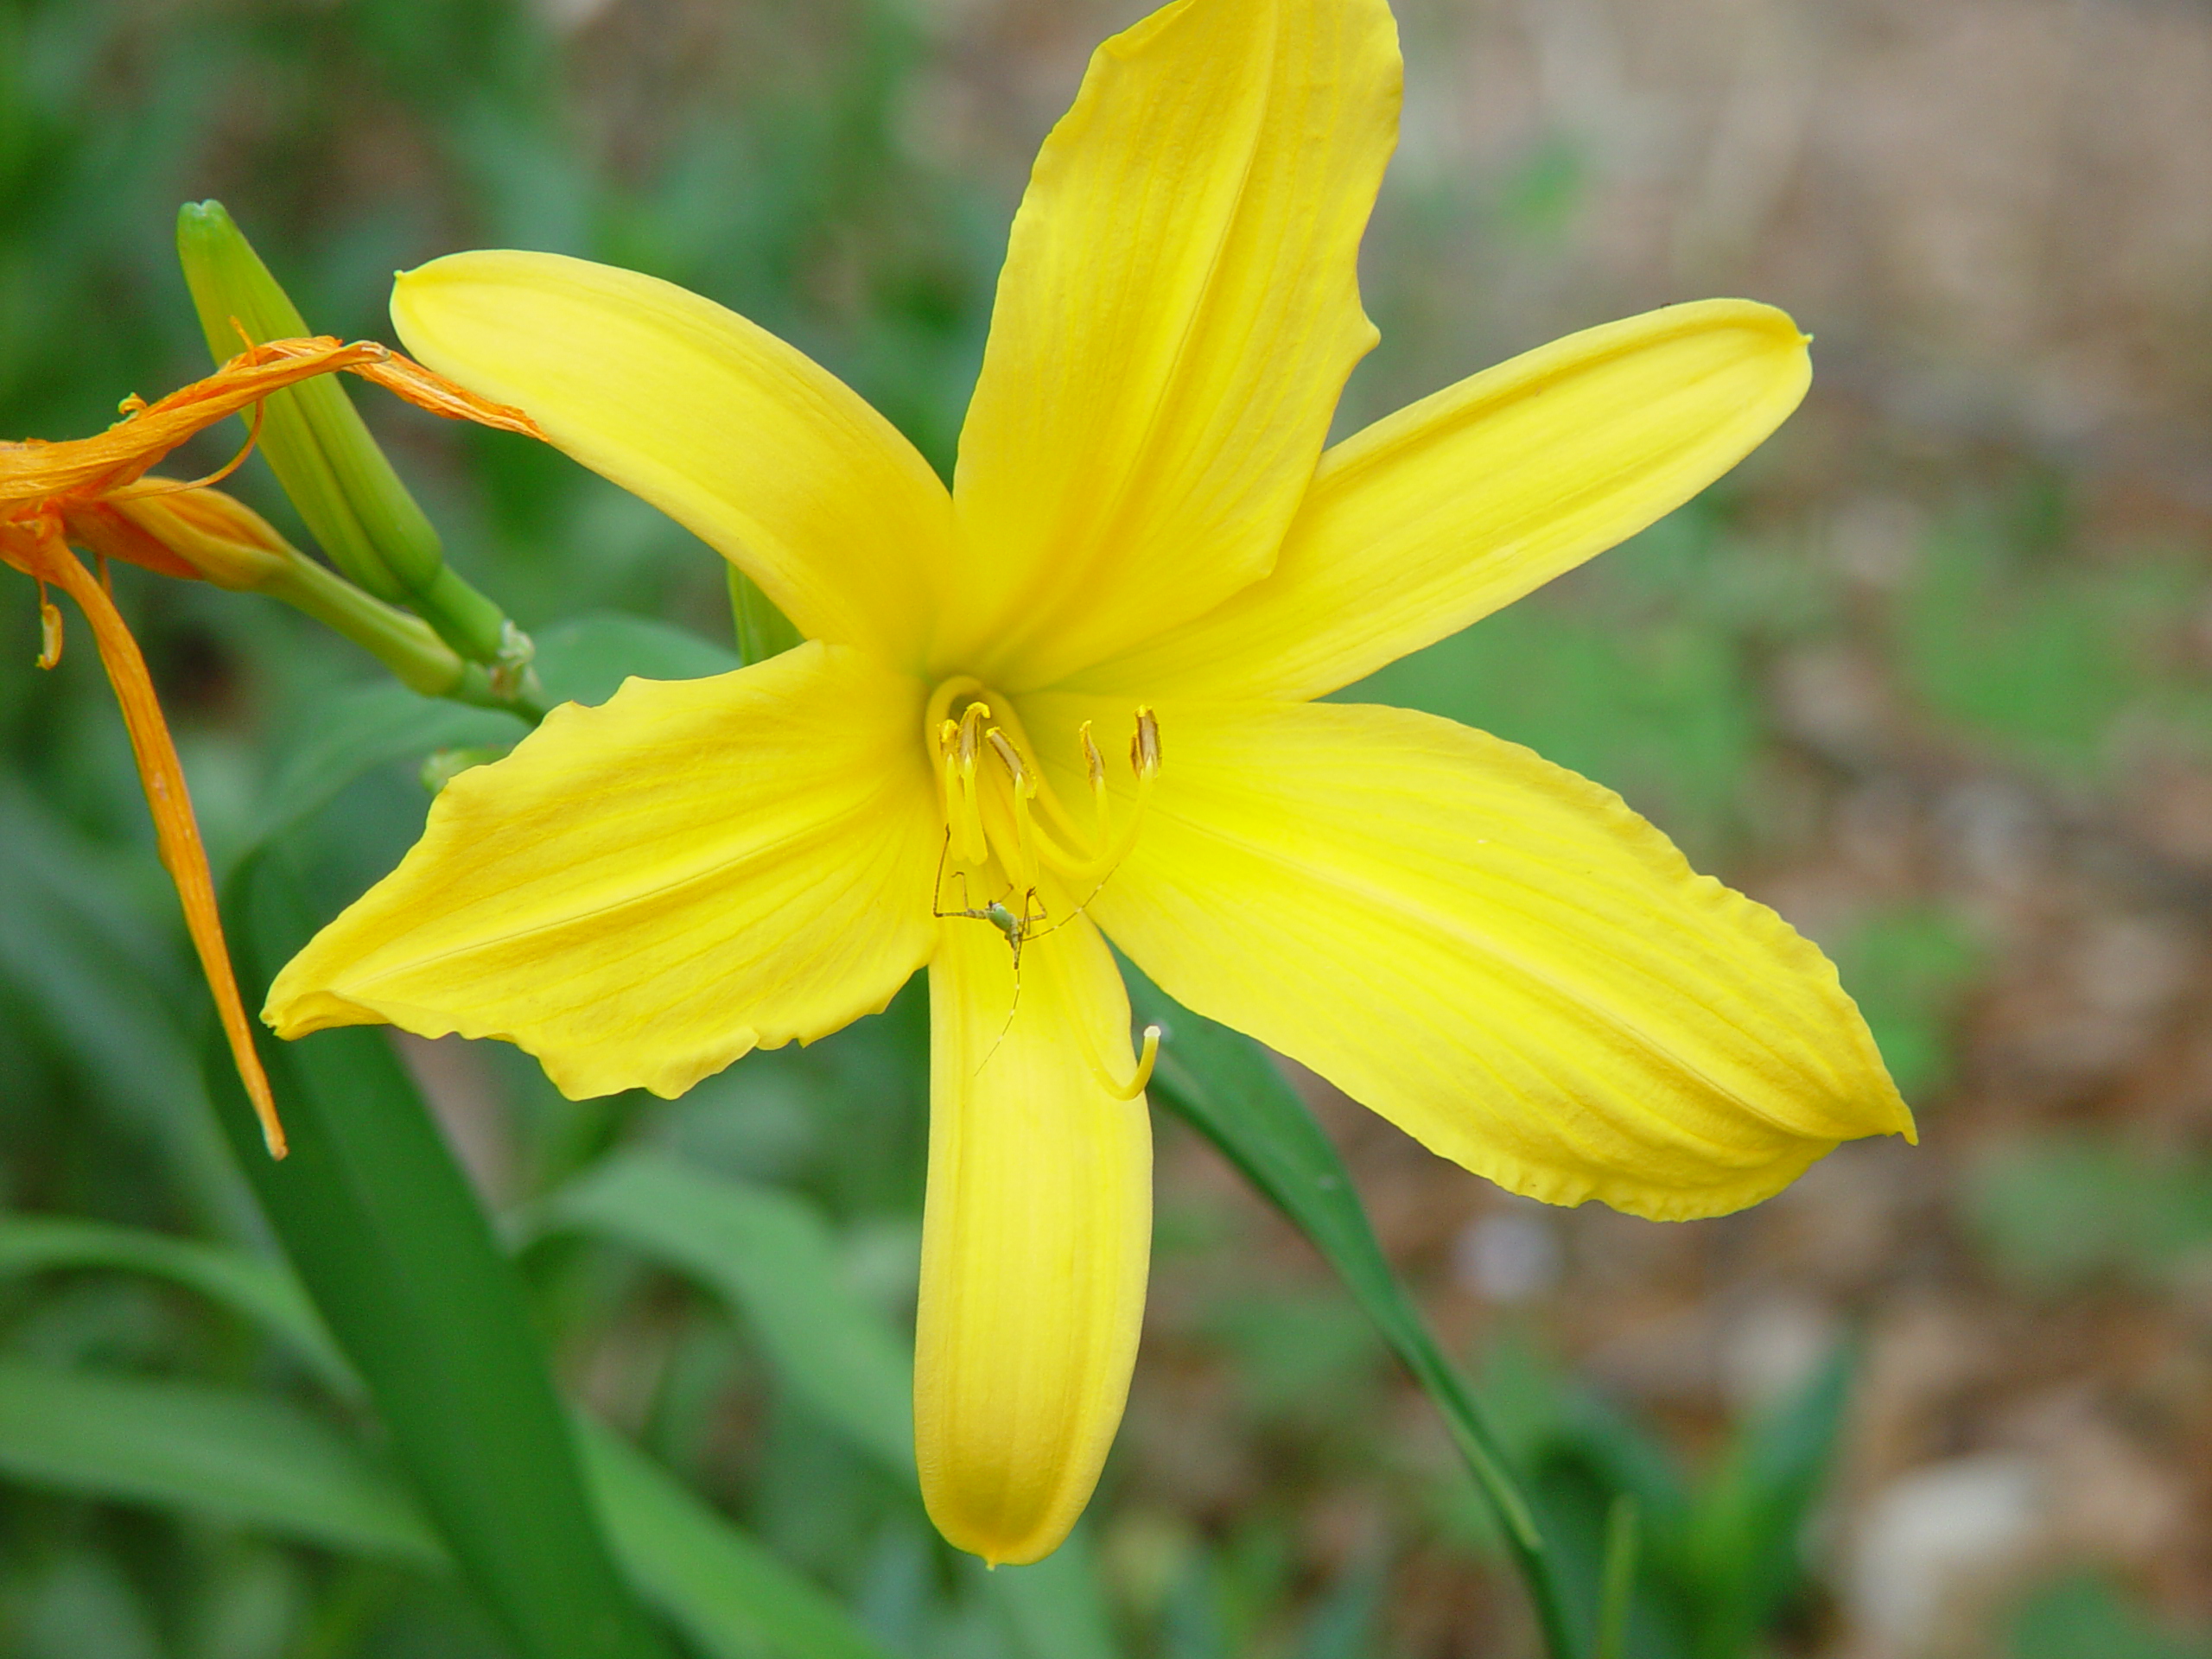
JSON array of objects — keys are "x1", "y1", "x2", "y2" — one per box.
[
  {"x1": 931, "y1": 827, "x2": 954, "y2": 917},
  {"x1": 931, "y1": 826, "x2": 993, "y2": 922},
  {"x1": 1027, "y1": 870, "x2": 1110, "y2": 943},
  {"x1": 974, "y1": 887, "x2": 1050, "y2": 1079},
  {"x1": 976, "y1": 947, "x2": 1025, "y2": 1078}
]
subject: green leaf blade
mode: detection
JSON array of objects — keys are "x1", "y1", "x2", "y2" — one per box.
[
  {"x1": 540, "y1": 1153, "x2": 914, "y2": 1478},
  {"x1": 0, "y1": 1362, "x2": 444, "y2": 1567},
  {"x1": 1124, "y1": 965, "x2": 1578, "y2": 1659},
  {"x1": 207, "y1": 850, "x2": 674, "y2": 1659}
]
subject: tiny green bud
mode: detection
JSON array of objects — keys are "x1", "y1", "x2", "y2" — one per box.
[
  {"x1": 421, "y1": 745, "x2": 512, "y2": 795},
  {"x1": 728, "y1": 565, "x2": 804, "y2": 665}
]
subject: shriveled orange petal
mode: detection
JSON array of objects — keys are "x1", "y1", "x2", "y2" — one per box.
[
  {"x1": 56, "y1": 499, "x2": 203, "y2": 582},
  {"x1": 0, "y1": 337, "x2": 539, "y2": 505},
  {"x1": 10, "y1": 522, "x2": 283, "y2": 1156}
]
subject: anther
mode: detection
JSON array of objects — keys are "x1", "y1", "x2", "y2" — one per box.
[
  {"x1": 986, "y1": 728, "x2": 1029, "y2": 792},
  {"x1": 1131, "y1": 706, "x2": 1160, "y2": 779},
  {"x1": 35, "y1": 586, "x2": 61, "y2": 670},
  {"x1": 956, "y1": 700, "x2": 989, "y2": 774},
  {"x1": 1081, "y1": 721, "x2": 1106, "y2": 791}
]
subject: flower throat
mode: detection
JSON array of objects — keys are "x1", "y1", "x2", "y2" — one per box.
[{"x1": 925, "y1": 675, "x2": 1159, "y2": 931}]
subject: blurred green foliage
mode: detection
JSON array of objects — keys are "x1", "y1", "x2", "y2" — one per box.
[
  {"x1": 1827, "y1": 905, "x2": 1982, "y2": 1103},
  {"x1": 1966, "y1": 1136, "x2": 2212, "y2": 1295},
  {"x1": 1899, "y1": 489, "x2": 2212, "y2": 781},
  {"x1": 2008, "y1": 1574, "x2": 2212, "y2": 1659},
  {"x1": 1435, "y1": 1336, "x2": 1855, "y2": 1659}
]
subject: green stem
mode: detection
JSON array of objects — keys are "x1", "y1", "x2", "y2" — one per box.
[
  {"x1": 1127, "y1": 974, "x2": 1585, "y2": 1659},
  {"x1": 258, "y1": 552, "x2": 543, "y2": 721},
  {"x1": 258, "y1": 554, "x2": 465, "y2": 697},
  {"x1": 1596, "y1": 1496, "x2": 1639, "y2": 1659}
]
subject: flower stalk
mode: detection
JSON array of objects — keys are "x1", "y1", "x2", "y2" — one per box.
[{"x1": 68, "y1": 481, "x2": 481, "y2": 699}]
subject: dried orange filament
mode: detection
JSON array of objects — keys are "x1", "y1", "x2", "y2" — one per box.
[
  {"x1": 0, "y1": 331, "x2": 537, "y2": 1163},
  {"x1": 0, "y1": 334, "x2": 556, "y2": 1160}
]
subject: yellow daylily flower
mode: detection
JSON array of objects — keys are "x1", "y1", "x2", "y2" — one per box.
[{"x1": 263, "y1": 0, "x2": 1912, "y2": 1565}]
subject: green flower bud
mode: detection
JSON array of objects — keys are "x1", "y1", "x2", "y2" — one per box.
[
  {"x1": 176, "y1": 200, "x2": 442, "y2": 604},
  {"x1": 175, "y1": 200, "x2": 537, "y2": 703}
]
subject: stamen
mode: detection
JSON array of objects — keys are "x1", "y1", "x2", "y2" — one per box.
[
  {"x1": 984, "y1": 727, "x2": 1026, "y2": 788},
  {"x1": 1132, "y1": 705, "x2": 1161, "y2": 779},
  {"x1": 35, "y1": 583, "x2": 60, "y2": 669},
  {"x1": 1079, "y1": 1020, "x2": 1162, "y2": 1102},
  {"x1": 935, "y1": 715, "x2": 962, "y2": 821},
  {"x1": 1080, "y1": 721, "x2": 1110, "y2": 844},
  {"x1": 1046, "y1": 707, "x2": 1159, "y2": 890},
  {"x1": 987, "y1": 728, "x2": 1042, "y2": 896},
  {"x1": 952, "y1": 700, "x2": 990, "y2": 867}
]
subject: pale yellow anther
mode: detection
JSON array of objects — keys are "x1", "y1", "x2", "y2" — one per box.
[
  {"x1": 1080, "y1": 721, "x2": 1106, "y2": 791},
  {"x1": 986, "y1": 727, "x2": 1029, "y2": 791},
  {"x1": 36, "y1": 590, "x2": 61, "y2": 670},
  {"x1": 957, "y1": 701, "x2": 990, "y2": 773},
  {"x1": 1131, "y1": 706, "x2": 1161, "y2": 779}
]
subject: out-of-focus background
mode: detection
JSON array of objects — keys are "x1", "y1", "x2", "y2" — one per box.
[{"x1": 5, "y1": 0, "x2": 2212, "y2": 1654}]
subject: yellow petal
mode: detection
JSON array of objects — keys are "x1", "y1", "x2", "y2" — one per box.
[
  {"x1": 265, "y1": 644, "x2": 940, "y2": 1101},
  {"x1": 1079, "y1": 301, "x2": 1811, "y2": 700},
  {"x1": 916, "y1": 913, "x2": 1150, "y2": 1565},
  {"x1": 391, "y1": 252, "x2": 952, "y2": 669},
  {"x1": 1027, "y1": 695, "x2": 1911, "y2": 1219},
  {"x1": 938, "y1": 0, "x2": 1400, "y2": 691}
]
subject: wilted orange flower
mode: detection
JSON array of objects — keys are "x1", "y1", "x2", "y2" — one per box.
[{"x1": 1, "y1": 336, "x2": 540, "y2": 1157}]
